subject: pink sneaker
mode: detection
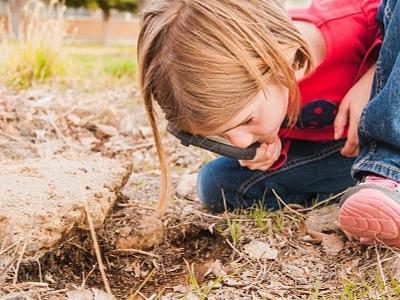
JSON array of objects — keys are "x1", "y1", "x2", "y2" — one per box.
[{"x1": 339, "y1": 175, "x2": 400, "y2": 247}]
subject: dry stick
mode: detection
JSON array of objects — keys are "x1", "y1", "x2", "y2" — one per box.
[
  {"x1": 359, "y1": 254, "x2": 399, "y2": 271},
  {"x1": 271, "y1": 189, "x2": 305, "y2": 218},
  {"x1": 0, "y1": 131, "x2": 22, "y2": 142},
  {"x1": 112, "y1": 248, "x2": 160, "y2": 258},
  {"x1": 129, "y1": 268, "x2": 156, "y2": 299},
  {"x1": 43, "y1": 109, "x2": 84, "y2": 151},
  {"x1": 375, "y1": 245, "x2": 388, "y2": 295},
  {"x1": 0, "y1": 254, "x2": 18, "y2": 279},
  {"x1": 84, "y1": 205, "x2": 113, "y2": 298},
  {"x1": 298, "y1": 190, "x2": 347, "y2": 212},
  {"x1": 0, "y1": 229, "x2": 36, "y2": 257},
  {"x1": 81, "y1": 265, "x2": 97, "y2": 289},
  {"x1": 13, "y1": 242, "x2": 27, "y2": 284},
  {"x1": 225, "y1": 239, "x2": 255, "y2": 267},
  {"x1": 36, "y1": 258, "x2": 42, "y2": 282},
  {"x1": 131, "y1": 142, "x2": 154, "y2": 152},
  {"x1": 193, "y1": 209, "x2": 224, "y2": 220}
]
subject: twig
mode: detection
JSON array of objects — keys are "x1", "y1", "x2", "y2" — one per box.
[
  {"x1": 0, "y1": 229, "x2": 36, "y2": 257},
  {"x1": 117, "y1": 202, "x2": 156, "y2": 211},
  {"x1": 129, "y1": 268, "x2": 156, "y2": 299},
  {"x1": 36, "y1": 258, "x2": 42, "y2": 282},
  {"x1": 298, "y1": 191, "x2": 346, "y2": 212},
  {"x1": 0, "y1": 130, "x2": 22, "y2": 142},
  {"x1": 0, "y1": 254, "x2": 18, "y2": 279},
  {"x1": 112, "y1": 248, "x2": 160, "y2": 258},
  {"x1": 3, "y1": 282, "x2": 49, "y2": 289},
  {"x1": 132, "y1": 142, "x2": 153, "y2": 152},
  {"x1": 375, "y1": 245, "x2": 388, "y2": 294},
  {"x1": 193, "y1": 209, "x2": 224, "y2": 220},
  {"x1": 271, "y1": 189, "x2": 304, "y2": 218},
  {"x1": 13, "y1": 242, "x2": 27, "y2": 284},
  {"x1": 43, "y1": 109, "x2": 84, "y2": 151},
  {"x1": 81, "y1": 265, "x2": 97, "y2": 288},
  {"x1": 359, "y1": 254, "x2": 399, "y2": 270},
  {"x1": 225, "y1": 238, "x2": 255, "y2": 267},
  {"x1": 49, "y1": 119, "x2": 84, "y2": 150},
  {"x1": 84, "y1": 205, "x2": 113, "y2": 299}
]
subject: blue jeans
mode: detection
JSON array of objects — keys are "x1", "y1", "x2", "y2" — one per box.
[
  {"x1": 197, "y1": 0, "x2": 400, "y2": 213},
  {"x1": 197, "y1": 140, "x2": 356, "y2": 212},
  {"x1": 352, "y1": 0, "x2": 400, "y2": 182}
]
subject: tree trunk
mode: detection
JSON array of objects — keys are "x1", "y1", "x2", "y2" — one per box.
[
  {"x1": 101, "y1": 9, "x2": 111, "y2": 45},
  {"x1": 7, "y1": 0, "x2": 27, "y2": 38}
]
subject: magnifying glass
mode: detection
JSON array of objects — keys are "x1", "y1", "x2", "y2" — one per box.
[{"x1": 167, "y1": 124, "x2": 260, "y2": 160}]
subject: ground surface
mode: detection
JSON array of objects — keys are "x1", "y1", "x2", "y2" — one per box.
[
  {"x1": 0, "y1": 155, "x2": 131, "y2": 260},
  {"x1": 1, "y1": 81, "x2": 400, "y2": 300}
]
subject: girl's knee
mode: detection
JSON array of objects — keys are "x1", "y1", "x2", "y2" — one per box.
[{"x1": 197, "y1": 160, "x2": 227, "y2": 213}]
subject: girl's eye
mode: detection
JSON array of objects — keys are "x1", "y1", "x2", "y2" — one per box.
[{"x1": 243, "y1": 118, "x2": 254, "y2": 125}]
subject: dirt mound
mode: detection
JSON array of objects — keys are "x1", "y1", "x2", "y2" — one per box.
[{"x1": 0, "y1": 155, "x2": 132, "y2": 261}]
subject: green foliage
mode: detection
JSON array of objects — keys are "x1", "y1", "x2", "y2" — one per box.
[
  {"x1": 103, "y1": 57, "x2": 136, "y2": 79},
  {"x1": 185, "y1": 260, "x2": 225, "y2": 300},
  {"x1": 227, "y1": 218, "x2": 241, "y2": 246},
  {"x1": 2, "y1": 43, "x2": 66, "y2": 89},
  {"x1": 67, "y1": 45, "x2": 137, "y2": 81},
  {"x1": 0, "y1": 0, "x2": 67, "y2": 89},
  {"x1": 249, "y1": 203, "x2": 269, "y2": 233}
]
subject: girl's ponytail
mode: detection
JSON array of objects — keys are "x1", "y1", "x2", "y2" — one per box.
[{"x1": 137, "y1": 1, "x2": 182, "y2": 217}]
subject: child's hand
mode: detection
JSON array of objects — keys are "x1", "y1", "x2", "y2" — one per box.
[
  {"x1": 334, "y1": 64, "x2": 376, "y2": 157},
  {"x1": 239, "y1": 136, "x2": 282, "y2": 171}
]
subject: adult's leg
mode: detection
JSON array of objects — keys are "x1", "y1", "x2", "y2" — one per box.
[
  {"x1": 197, "y1": 140, "x2": 356, "y2": 213},
  {"x1": 340, "y1": 0, "x2": 400, "y2": 246}
]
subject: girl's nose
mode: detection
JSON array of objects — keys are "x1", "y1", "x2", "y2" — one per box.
[{"x1": 223, "y1": 131, "x2": 254, "y2": 149}]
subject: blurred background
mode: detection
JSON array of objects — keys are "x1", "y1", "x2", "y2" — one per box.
[{"x1": 0, "y1": 0, "x2": 311, "y2": 89}]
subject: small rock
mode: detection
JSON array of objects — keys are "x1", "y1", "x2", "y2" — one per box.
[
  {"x1": 66, "y1": 114, "x2": 84, "y2": 126},
  {"x1": 94, "y1": 124, "x2": 119, "y2": 138},
  {"x1": 173, "y1": 284, "x2": 188, "y2": 294},
  {"x1": 205, "y1": 260, "x2": 227, "y2": 278},
  {"x1": 66, "y1": 289, "x2": 93, "y2": 300},
  {"x1": 307, "y1": 230, "x2": 344, "y2": 254},
  {"x1": 224, "y1": 278, "x2": 246, "y2": 287},
  {"x1": 244, "y1": 240, "x2": 278, "y2": 260},
  {"x1": 305, "y1": 203, "x2": 340, "y2": 233},
  {"x1": 66, "y1": 288, "x2": 113, "y2": 300},
  {"x1": 176, "y1": 173, "x2": 197, "y2": 198}
]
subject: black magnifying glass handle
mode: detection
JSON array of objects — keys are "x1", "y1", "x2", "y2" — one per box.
[{"x1": 167, "y1": 125, "x2": 260, "y2": 160}]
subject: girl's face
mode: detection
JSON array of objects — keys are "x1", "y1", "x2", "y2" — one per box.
[{"x1": 215, "y1": 82, "x2": 289, "y2": 148}]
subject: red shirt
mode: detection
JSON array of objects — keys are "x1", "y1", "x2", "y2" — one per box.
[{"x1": 272, "y1": 0, "x2": 382, "y2": 170}]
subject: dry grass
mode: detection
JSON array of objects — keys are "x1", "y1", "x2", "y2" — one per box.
[
  {"x1": 0, "y1": 0, "x2": 68, "y2": 89},
  {"x1": 0, "y1": 1, "x2": 137, "y2": 90}
]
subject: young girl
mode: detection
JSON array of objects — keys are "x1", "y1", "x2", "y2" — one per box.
[{"x1": 138, "y1": 0, "x2": 399, "y2": 246}]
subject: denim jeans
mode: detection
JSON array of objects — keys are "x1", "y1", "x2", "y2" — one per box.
[
  {"x1": 352, "y1": 0, "x2": 400, "y2": 182},
  {"x1": 197, "y1": 140, "x2": 356, "y2": 212},
  {"x1": 196, "y1": 0, "x2": 400, "y2": 213}
]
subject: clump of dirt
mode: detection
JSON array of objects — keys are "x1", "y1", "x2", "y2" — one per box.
[
  {"x1": 16, "y1": 201, "x2": 232, "y2": 299},
  {"x1": 116, "y1": 215, "x2": 165, "y2": 251}
]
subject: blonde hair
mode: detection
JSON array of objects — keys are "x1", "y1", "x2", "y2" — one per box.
[{"x1": 138, "y1": 0, "x2": 312, "y2": 216}]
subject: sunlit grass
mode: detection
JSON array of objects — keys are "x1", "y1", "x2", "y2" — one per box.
[
  {"x1": 66, "y1": 45, "x2": 136, "y2": 80},
  {"x1": 0, "y1": 0, "x2": 137, "y2": 89},
  {"x1": 0, "y1": 0, "x2": 67, "y2": 89}
]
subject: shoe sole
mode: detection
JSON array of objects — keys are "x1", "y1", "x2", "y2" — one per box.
[{"x1": 339, "y1": 185, "x2": 400, "y2": 247}]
